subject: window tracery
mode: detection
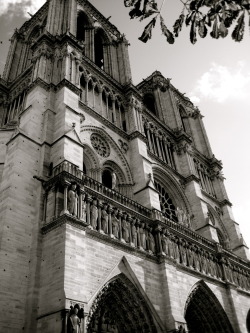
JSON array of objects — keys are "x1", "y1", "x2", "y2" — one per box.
[
  {"x1": 154, "y1": 180, "x2": 178, "y2": 222},
  {"x1": 90, "y1": 134, "x2": 110, "y2": 157}
]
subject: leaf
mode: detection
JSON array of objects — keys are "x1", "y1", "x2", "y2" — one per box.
[
  {"x1": 124, "y1": 0, "x2": 138, "y2": 7},
  {"x1": 140, "y1": 0, "x2": 159, "y2": 21},
  {"x1": 224, "y1": 10, "x2": 240, "y2": 28},
  {"x1": 210, "y1": 15, "x2": 219, "y2": 38},
  {"x1": 173, "y1": 13, "x2": 185, "y2": 37},
  {"x1": 190, "y1": 17, "x2": 197, "y2": 44},
  {"x1": 198, "y1": 18, "x2": 207, "y2": 38},
  {"x1": 138, "y1": 17, "x2": 156, "y2": 42},
  {"x1": 232, "y1": 12, "x2": 245, "y2": 42},
  {"x1": 129, "y1": 0, "x2": 142, "y2": 18},
  {"x1": 160, "y1": 15, "x2": 175, "y2": 44},
  {"x1": 219, "y1": 20, "x2": 228, "y2": 38}
]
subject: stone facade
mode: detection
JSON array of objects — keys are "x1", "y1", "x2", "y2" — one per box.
[{"x1": 0, "y1": 1, "x2": 249, "y2": 332}]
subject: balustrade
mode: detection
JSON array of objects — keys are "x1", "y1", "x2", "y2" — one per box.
[{"x1": 42, "y1": 160, "x2": 250, "y2": 292}]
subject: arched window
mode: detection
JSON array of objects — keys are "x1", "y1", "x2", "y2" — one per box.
[
  {"x1": 95, "y1": 30, "x2": 105, "y2": 69},
  {"x1": 77, "y1": 11, "x2": 91, "y2": 42},
  {"x1": 143, "y1": 93, "x2": 157, "y2": 115},
  {"x1": 121, "y1": 105, "x2": 127, "y2": 132},
  {"x1": 154, "y1": 180, "x2": 177, "y2": 222},
  {"x1": 102, "y1": 169, "x2": 113, "y2": 189}
]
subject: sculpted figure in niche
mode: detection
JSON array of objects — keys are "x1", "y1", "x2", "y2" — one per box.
[
  {"x1": 139, "y1": 223, "x2": 146, "y2": 249},
  {"x1": 176, "y1": 207, "x2": 184, "y2": 224},
  {"x1": 147, "y1": 228, "x2": 155, "y2": 253},
  {"x1": 67, "y1": 305, "x2": 83, "y2": 333},
  {"x1": 68, "y1": 182, "x2": 79, "y2": 216},
  {"x1": 101, "y1": 203, "x2": 109, "y2": 233},
  {"x1": 111, "y1": 171, "x2": 117, "y2": 190},
  {"x1": 81, "y1": 194, "x2": 86, "y2": 221},
  {"x1": 90, "y1": 199, "x2": 98, "y2": 230},
  {"x1": 121, "y1": 215, "x2": 130, "y2": 242},
  {"x1": 131, "y1": 220, "x2": 137, "y2": 247},
  {"x1": 111, "y1": 209, "x2": 119, "y2": 238}
]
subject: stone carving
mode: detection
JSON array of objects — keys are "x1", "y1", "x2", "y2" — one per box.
[
  {"x1": 146, "y1": 228, "x2": 155, "y2": 254},
  {"x1": 90, "y1": 133, "x2": 110, "y2": 157},
  {"x1": 90, "y1": 199, "x2": 98, "y2": 229},
  {"x1": 118, "y1": 139, "x2": 129, "y2": 153},
  {"x1": 68, "y1": 182, "x2": 79, "y2": 216},
  {"x1": 101, "y1": 203, "x2": 109, "y2": 234},
  {"x1": 131, "y1": 220, "x2": 137, "y2": 247},
  {"x1": 121, "y1": 215, "x2": 129, "y2": 243},
  {"x1": 111, "y1": 209, "x2": 119, "y2": 239},
  {"x1": 139, "y1": 223, "x2": 146, "y2": 250},
  {"x1": 67, "y1": 304, "x2": 84, "y2": 333},
  {"x1": 111, "y1": 171, "x2": 117, "y2": 190}
]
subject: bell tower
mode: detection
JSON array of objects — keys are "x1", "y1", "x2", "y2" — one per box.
[{"x1": 0, "y1": 1, "x2": 249, "y2": 333}]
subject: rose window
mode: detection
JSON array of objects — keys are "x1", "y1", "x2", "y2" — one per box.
[
  {"x1": 90, "y1": 134, "x2": 110, "y2": 157},
  {"x1": 154, "y1": 180, "x2": 177, "y2": 222}
]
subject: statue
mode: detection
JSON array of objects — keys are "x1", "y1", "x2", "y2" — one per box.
[
  {"x1": 101, "y1": 203, "x2": 109, "y2": 233},
  {"x1": 90, "y1": 199, "x2": 98, "y2": 229},
  {"x1": 81, "y1": 194, "x2": 86, "y2": 221},
  {"x1": 147, "y1": 228, "x2": 155, "y2": 253},
  {"x1": 131, "y1": 220, "x2": 137, "y2": 247},
  {"x1": 111, "y1": 209, "x2": 119, "y2": 238},
  {"x1": 67, "y1": 305, "x2": 83, "y2": 333},
  {"x1": 139, "y1": 223, "x2": 146, "y2": 249},
  {"x1": 176, "y1": 207, "x2": 184, "y2": 223},
  {"x1": 68, "y1": 182, "x2": 78, "y2": 216},
  {"x1": 121, "y1": 215, "x2": 130, "y2": 243},
  {"x1": 111, "y1": 171, "x2": 117, "y2": 190}
]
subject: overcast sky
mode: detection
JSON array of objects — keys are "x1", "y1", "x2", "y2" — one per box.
[{"x1": 0, "y1": 0, "x2": 250, "y2": 249}]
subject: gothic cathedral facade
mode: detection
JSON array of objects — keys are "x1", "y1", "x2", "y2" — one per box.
[{"x1": 0, "y1": 1, "x2": 249, "y2": 332}]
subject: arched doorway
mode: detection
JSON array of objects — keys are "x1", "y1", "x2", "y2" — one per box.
[
  {"x1": 87, "y1": 274, "x2": 158, "y2": 333},
  {"x1": 185, "y1": 281, "x2": 234, "y2": 333}
]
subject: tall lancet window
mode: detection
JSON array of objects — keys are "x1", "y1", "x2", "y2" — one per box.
[
  {"x1": 77, "y1": 11, "x2": 91, "y2": 42},
  {"x1": 143, "y1": 93, "x2": 157, "y2": 115},
  {"x1": 94, "y1": 29, "x2": 106, "y2": 69}
]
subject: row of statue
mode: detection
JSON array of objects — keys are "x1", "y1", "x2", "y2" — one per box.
[{"x1": 64, "y1": 183, "x2": 249, "y2": 290}]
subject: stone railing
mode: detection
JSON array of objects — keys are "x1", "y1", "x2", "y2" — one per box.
[
  {"x1": 41, "y1": 160, "x2": 250, "y2": 292},
  {"x1": 52, "y1": 160, "x2": 151, "y2": 217}
]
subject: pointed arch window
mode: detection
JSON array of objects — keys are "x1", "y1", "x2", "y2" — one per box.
[
  {"x1": 77, "y1": 11, "x2": 91, "y2": 42},
  {"x1": 154, "y1": 180, "x2": 177, "y2": 222},
  {"x1": 143, "y1": 93, "x2": 157, "y2": 115},
  {"x1": 95, "y1": 29, "x2": 105, "y2": 69}
]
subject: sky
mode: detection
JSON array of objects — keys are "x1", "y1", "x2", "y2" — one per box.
[{"x1": 0, "y1": 0, "x2": 249, "y2": 249}]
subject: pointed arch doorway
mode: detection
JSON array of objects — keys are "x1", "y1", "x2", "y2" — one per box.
[
  {"x1": 184, "y1": 281, "x2": 234, "y2": 333},
  {"x1": 87, "y1": 274, "x2": 158, "y2": 333}
]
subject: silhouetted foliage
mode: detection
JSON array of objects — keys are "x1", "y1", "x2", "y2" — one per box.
[{"x1": 124, "y1": 0, "x2": 250, "y2": 44}]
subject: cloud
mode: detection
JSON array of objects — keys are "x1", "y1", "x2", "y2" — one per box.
[
  {"x1": 0, "y1": 0, "x2": 46, "y2": 18},
  {"x1": 188, "y1": 61, "x2": 250, "y2": 104}
]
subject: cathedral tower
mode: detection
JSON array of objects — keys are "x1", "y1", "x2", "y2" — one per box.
[{"x1": 0, "y1": 1, "x2": 249, "y2": 332}]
